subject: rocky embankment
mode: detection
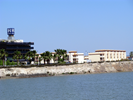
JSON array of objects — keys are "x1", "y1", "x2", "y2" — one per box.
[{"x1": 0, "y1": 61, "x2": 133, "y2": 78}]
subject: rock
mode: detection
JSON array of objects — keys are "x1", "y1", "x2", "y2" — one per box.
[{"x1": 0, "y1": 61, "x2": 133, "y2": 78}]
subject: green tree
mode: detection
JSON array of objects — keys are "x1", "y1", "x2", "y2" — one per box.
[
  {"x1": 41, "y1": 52, "x2": 47, "y2": 64},
  {"x1": 45, "y1": 51, "x2": 52, "y2": 64},
  {"x1": 31, "y1": 50, "x2": 37, "y2": 65},
  {"x1": 54, "y1": 49, "x2": 62, "y2": 62},
  {"x1": 39, "y1": 57, "x2": 42, "y2": 65},
  {"x1": 53, "y1": 53, "x2": 57, "y2": 63},
  {"x1": 25, "y1": 51, "x2": 33, "y2": 64},
  {"x1": 62, "y1": 49, "x2": 67, "y2": 61},
  {"x1": 54, "y1": 49, "x2": 67, "y2": 63},
  {"x1": 36, "y1": 54, "x2": 39, "y2": 65},
  {"x1": 130, "y1": 51, "x2": 133, "y2": 57},
  {"x1": 0, "y1": 49, "x2": 8, "y2": 66},
  {"x1": 13, "y1": 51, "x2": 22, "y2": 66},
  {"x1": 0, "y1": 60, "x2": 3, "y2": 65}
]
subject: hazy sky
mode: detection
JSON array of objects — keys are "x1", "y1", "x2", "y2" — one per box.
[{"x1": 0, "y1": 0, "x2": 133, "y2": 55}]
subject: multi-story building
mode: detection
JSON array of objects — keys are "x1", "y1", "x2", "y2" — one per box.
[
  {"x1": 0, "y1": 28, "x2": 34, "y2": 60},
  {"x1": 89, "y1": 49, "x2": 126, "y2": 62},
  {"x1": 68, "y1": 51, "x2": 84, "y2": 63}
]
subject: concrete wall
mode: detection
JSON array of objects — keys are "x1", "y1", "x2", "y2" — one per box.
[
  {"x1": 0, "y1": 61, "x2": 133, "y2": 78},
  {"x1": 77, "y1": 54, "x2": 84, "y2": 63}
]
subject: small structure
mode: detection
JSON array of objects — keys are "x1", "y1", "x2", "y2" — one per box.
[{"x1": 127, "y1": 57, "x2": 133, "y2": 61}]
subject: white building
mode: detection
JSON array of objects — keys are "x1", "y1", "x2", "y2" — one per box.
[
  {"x1": 68, "y1": 51, "x2": 84, "y2": 63},
  {"x1": 36, "y1": 51, "x2": 85, "y2": 64},
  {"x1": 89, "y1": 49, "x2": 126, "y2": 62},
  {"x1": 84, "y1": 56, "x2": 90, "y2": 63}
]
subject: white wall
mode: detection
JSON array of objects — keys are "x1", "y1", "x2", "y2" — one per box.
[
  {"x1": 89, "y1": 54, "x2": 100, "y2": 62},
  {"x1": 89, "y1": 50, "x2": 127, "y2": 62},
  {"x1": 68, "y1": 53, "x2": 84, "y2": 63},
  {"x1": 77, "y1": 54, "x2": 84, "y2": 63}
]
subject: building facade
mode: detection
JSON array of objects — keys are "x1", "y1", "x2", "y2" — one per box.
[
  {"x1": 68, "y1": 51, "x2": 84, "y2": 63},
  {"x1": 0, "y1": 28, "x2": 34, "y2": 60},
  {"x1": 89, "y1": 50, "x2": 126, "y2": 62}
]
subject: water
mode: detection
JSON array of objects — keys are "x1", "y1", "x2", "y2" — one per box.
[{"x1": 0, "y1": 72, "x2": 133, "y2": 100}]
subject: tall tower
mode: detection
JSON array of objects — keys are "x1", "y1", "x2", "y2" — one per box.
[{"x1": 7, "y1": 28, "x2": 15, "y2": 40}]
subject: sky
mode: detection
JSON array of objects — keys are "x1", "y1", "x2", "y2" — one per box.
[{"x1": 0, "y1": 0, "x2": 133, "y2": 55}]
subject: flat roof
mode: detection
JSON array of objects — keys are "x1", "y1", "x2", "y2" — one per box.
[
  {"x1": 95, "y1": 49, "x2": 126, "y2": 52},
  {"x1": 69, "y1": 51, "x2": 77, "y2": 53}
]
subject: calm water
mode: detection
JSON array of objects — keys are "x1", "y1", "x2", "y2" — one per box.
[{"x1": 0, "y1": 72, "x2": 133, "y2": 100}]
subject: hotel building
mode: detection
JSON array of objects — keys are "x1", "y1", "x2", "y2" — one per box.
[
  {"x1": 0, "y1": 28, "x2": 34, "y2": 60},
  {"x1": 89, "y1": 50, "x2": 126, "y2": 62}
]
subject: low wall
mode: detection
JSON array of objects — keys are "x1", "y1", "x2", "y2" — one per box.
[{"x1": 0, "y1": 61, "x2": 133, "y2": 78}]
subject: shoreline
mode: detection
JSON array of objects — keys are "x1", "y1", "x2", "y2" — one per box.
[
  {"x1": 1, "y1": 70, "x2": 133, "y2": 80},
  {"x1": 0, "y1": 61, "x2": 133, "y2": 80}
]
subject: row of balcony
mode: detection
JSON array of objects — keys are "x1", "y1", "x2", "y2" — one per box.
[
  {"x1": 6, "y1": 47, "x2": 34, "y2": 50},
  {"x1": 6, "y1": 42, "x2": 34, "y2": 45}
]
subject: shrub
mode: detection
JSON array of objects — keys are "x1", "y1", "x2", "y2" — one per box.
[
  {"x1": 120, "y1": 59, "x2": 129, "y2": 61},
  {"x1": 0, "y1": 60, "x2": 3, "y2": 65},
  {"x1": 98, "y1": 61, "x2": 104, "y2": 63},
  {"x1": 6, "y1": 74, "x2": 10, "y2": 76},
  {"x1": 69, "y1": 72, "x2": 74, "y2": 74}
]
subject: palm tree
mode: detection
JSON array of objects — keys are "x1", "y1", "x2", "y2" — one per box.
[
  {"x1": 45, "y1": 51, "x2": 52, "y2": 64},
  {"x1": 36, "y1": 54, "x2": 39, "y2": 65},
  {"x1": 13, "y1": 51, "x2": 22, "y2": 66},
  {"x1": 53, "y1": 53, "x2": 57, "y2": 63},
  {"x1": 41, "y1": 53, "x2": 47, "y2": 65},
  {"x1": 25, "y1": 51, "x2": 33, "y2": 64},
  {"x1": 130, "y1": 51, "x2": 133, "y2": 57},
  {"x1": 54, "y1": 49, "x2": 62, "y2": 62},
  {"x1": 31, "y1": 50, "x2": 37, "y2": 65},
  {"x1": 54, "y1": 49, "x2": 67, "y2": 63},
  {"x1": 0, "y1": 49, "x2": 8, "y2": 66},
  {"x1": 39, "y1": 57, "x2": 42, "y2": 65},
  {"x1": 62, "y1": 49, "x2": 67, "y2": 61}
]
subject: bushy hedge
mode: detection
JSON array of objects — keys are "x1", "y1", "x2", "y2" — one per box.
[{"x1": 0, "y1": 60, "x2": 17, "y2": 66}]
